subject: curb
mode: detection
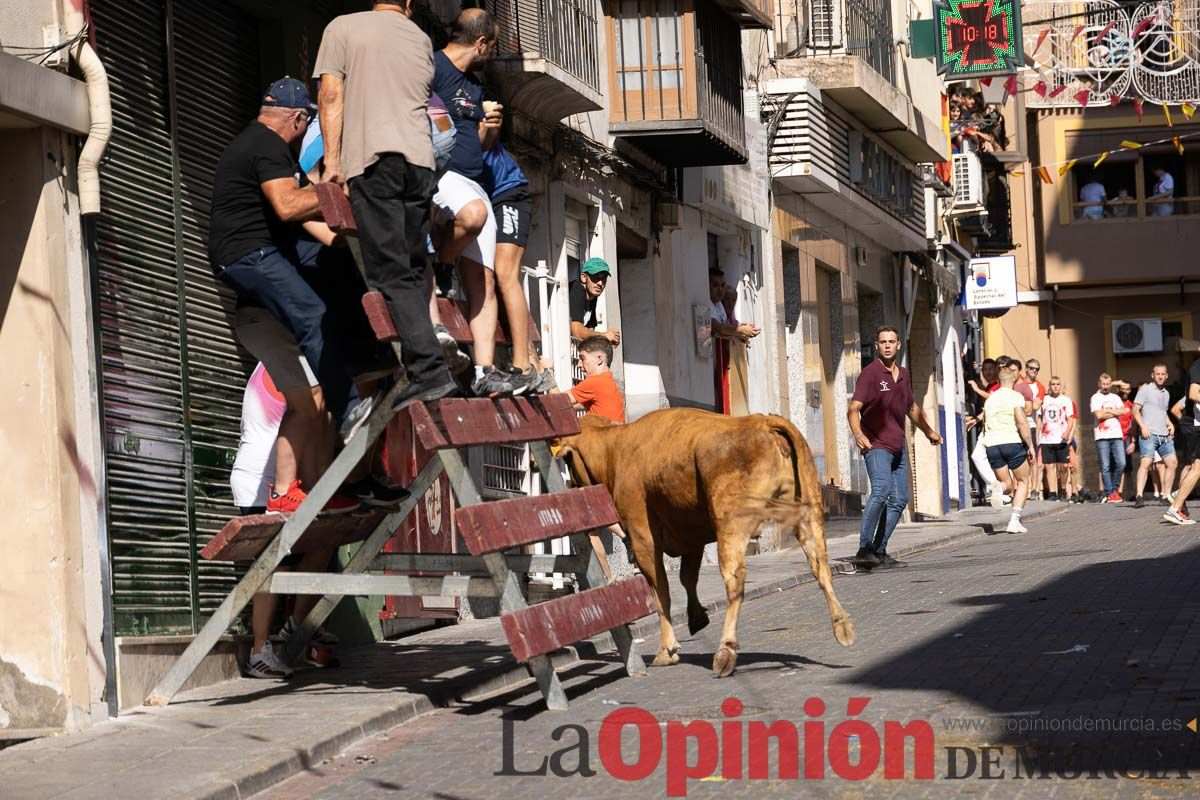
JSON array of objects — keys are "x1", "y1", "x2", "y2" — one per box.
[{"x1": 205, "y1": 504, "x2": 1069, "y2": 800}]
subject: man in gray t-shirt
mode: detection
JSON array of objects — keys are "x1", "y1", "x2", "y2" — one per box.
[
  {"x1": 1132, "y1": 364, "x2": 1177, "y2": 507},
  {"x1": 315, "y1": 1, "x2": 457, "y2": 408}
]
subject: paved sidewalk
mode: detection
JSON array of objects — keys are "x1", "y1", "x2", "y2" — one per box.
[{"x1": 0, "y1": 501, "x2": 1061, "y2": 800}]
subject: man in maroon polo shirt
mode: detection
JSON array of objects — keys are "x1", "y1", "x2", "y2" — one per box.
[{"x1": 847, "y1": 326, "x2": 943, "y2": 569}]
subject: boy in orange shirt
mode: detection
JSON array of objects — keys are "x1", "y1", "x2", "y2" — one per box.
[{"x1": 568, "y1": 336, "x2": 625, "y2": 423}]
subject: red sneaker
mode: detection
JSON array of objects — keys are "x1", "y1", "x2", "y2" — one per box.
[
  {"x1": 267, "y1": 480, "x2": 360, "y2": 516},
  {"x1": 267, "y1": 480, "x2": 307, "y2": 514},
  {"x1": 1107, "y1": 491, "x2": 1123, "y2": 503}
]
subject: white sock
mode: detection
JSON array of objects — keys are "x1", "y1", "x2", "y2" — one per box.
[
  {"x1": 474, "y1": 365, "x2": 485, "y2": 381},
  {"x1": 1012, "y1": 506, "x2": 1023, "y2": 519}
]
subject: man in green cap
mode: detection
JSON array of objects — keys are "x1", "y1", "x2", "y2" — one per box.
[{"x1": 570, "y1": 257, "x2": 620, "y2": 345}]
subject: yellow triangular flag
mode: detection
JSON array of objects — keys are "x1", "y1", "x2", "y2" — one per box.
[
  {"x1": 1174, "y1": 136, "x2": 1185, "y2": 155},
  {"x1": 1058, "y1": 160, "x2": 1077, "y2": 177},
  {"x1": 1120, "y1": 140, "x2": 1142, "y2": 149},
  {"x1": 1036, "y1": 166, "x2": 1053, "y2": 184},
  {"x1": 1094, "y1": 152, "x2": 1110, "y2": 168},
  {"x1": 1163, "y1": 104, "x2": 1173, "y2": 127},
  {"x1": 1012, "y1": 170, "x2": 1025, "y2": 177},
  {"x1": 1183, "y1": 103, "x2": 1196, "y2": 120}
]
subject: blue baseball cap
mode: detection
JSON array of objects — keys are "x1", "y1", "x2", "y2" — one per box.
[{"x1": 263, "y1": 77, "x2": 316, "y2": 113}]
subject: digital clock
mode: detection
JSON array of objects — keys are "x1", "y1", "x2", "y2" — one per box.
[{"x1": 934, "y1": 0, "x2": 1023, "y2": 78}]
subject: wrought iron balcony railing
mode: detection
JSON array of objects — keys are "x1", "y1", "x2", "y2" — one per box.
[{"x1": 774, "y1": 0, "x2": 896, "y2": 84}]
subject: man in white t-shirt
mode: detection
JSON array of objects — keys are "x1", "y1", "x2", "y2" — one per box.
[
  {"x1": 1091, "y1": 372, "x2": 1127, "y2": 503},
  {"x1": 1039, "y1": 376, "x2": 1076, "y2": 502},
  {"x1": 1150, "y1": 168, "x2": 1175, "y2": 216},
  {"x1": 1079, "y1": 178, "x2": 1107, "y2": 220}
]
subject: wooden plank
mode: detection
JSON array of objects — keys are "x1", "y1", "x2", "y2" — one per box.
[
  {"x1": 500, "y1": 577, "x2": 657, "y2": 663},
  {"x1": 316, "y1": 182, "x2": 357, "y2": 234},
  {"x1": 362, "y1": 291, "x2": 400, "y2": 341},
  {"x1": 269, "y1": 572, "x2": 496, "y2": 598},
  {"x1": 436, "y1": 298, "x2": 540, "y2": 345},
  {"x1": 410, "y1": 394, "x2": 580, "y2": 450},
  {"x1": 370, "y1": 552, "x2": 589, "y2": 574},
  {"x1": 456, "y1": 485, "x2": 620, "y2": 555},
  {"x1": 201, "y1": 510, "x2": 389, "y2": 562}
]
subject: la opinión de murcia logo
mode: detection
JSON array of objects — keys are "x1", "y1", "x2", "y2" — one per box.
[{"x1": 497, "y1": 697, "x2": 1196, "y2": 796}]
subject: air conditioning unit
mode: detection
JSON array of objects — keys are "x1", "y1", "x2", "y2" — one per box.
[
  {"x1": 951, "y1": 152, "x2": 984, "y2": 211},
  {"x1": 1112, "y1": 318, "x2": 1164, "y2": 354}
]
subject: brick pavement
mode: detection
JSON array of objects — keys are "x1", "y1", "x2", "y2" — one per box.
[
  {"x1": 0, "y1": 500, "x2": 1100, "y2": 800},
  {"x1": 259, "y1": 504, "x2": 1200, "y2": 800}
]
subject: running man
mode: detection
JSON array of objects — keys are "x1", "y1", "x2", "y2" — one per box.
[{"x1": 975, "y1": 366, "x2": 1036, "y2": 533}]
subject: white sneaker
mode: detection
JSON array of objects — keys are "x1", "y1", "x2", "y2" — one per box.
[
  {"x1": 244, "y1": 641, "x2": 293, "y2": 679},
  {"x1": 1005, "y1": 518, "x2": 1028, "y2": 534},
  {"x1": 990, "y1": 490, "x2": 1005, "y2": 509}
]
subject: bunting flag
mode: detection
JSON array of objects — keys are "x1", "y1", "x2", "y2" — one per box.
[
  {"x1": 1110, "y1": 94, "x2": 1122, "y2": 107},
  {"x1": 1131, "y1": 17, "x2": 1155, "y2": 39},
  {"x1": 992, "y1": 131, "x2": 1200, "y2": 190},
  {"x1": 1164, "y1": 103, "x2": 1173, "y2": 127},
  {"x1": 1184, "y1": 103, "x2": 1196, "y2": 120},
  {"x1": 1033, "y1": 29, "x2": 1049, "y2": 54},
  {"x1": 1069, "y1": 24, "x2": 1086, "y2": 45},
  {"x1": 1121, "y1": 140, "x2": 1143, "y2": 149},
  {"x1": 1134, "y1": 98, "x2": 1145, "y2": 122},
  {"x1": 1035, "y1": 81, "x2": 1048, "y2": 99},
  {"x1": 1058, "y1": 160, "x2": 1077, "y2": 177},
  {"x1": 980, "y1": 77, "x2": 993, "y2": 87},
  {"x1": 1093, "y1": 151, "x2": 1109, "y2": 168},
  {"x1": 1050, "y1": 84, "x2": 1068, "y2": 99},
  {"x1": 1005, "y1": 74, "x2": 1019, "y2": 96},
  {"x1": 1075, "y1": 90, "x2": 1090, "y2": 109},
  {"x1": 1036, "y1": 166, "x2": 1053, "y2": 184},
  {"x1": 1174, "y1": 136, "x2": 1185, "y2": 155},
  {"x1": 1096, "y1": 21, "x2": 1117, "y2": 44},
  {"x1": 1012, "y1": 171, "x2": 1025, "y2": 177}
]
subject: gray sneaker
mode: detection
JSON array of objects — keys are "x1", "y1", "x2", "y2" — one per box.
[
  {"x1": 433, "y1": 324, "x2": 471, "y2": 372},
  {"x1": 471, "y1": 367, "x2": 519, "y2": 398},
  {"x1": 244, "y1": 642, "x2": 293, "y2": 679}
]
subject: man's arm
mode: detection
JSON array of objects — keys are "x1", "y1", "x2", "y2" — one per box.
[
  {"x1": 261, "y1": 178, "x2": 322, "y2": 223},
  {"x1": 1131, "y1": 403, "x2": 1150, "y2": 438},
  {"x1": 302, "y1": 220, "x2": 340, "y2": 247},
  {"x1": 1015, "y1": 406, "x2": 1034, "y2": 455},
  {"x1": 570, "y1": 321, "x2": 620, "y2": 344},
  {"x1": 907, "y1": 401, "x2": 944, "y2": 445},
  {"x1": 318, "y1": 74, "x2": 346, "y2": 186},
  {"x1": 848, "y1": 399, "x2": 870, "y2": 453}
]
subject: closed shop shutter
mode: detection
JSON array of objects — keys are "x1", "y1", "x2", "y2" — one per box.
[{"x1": 91, "y1": 0, "x2": 261, "y2": 636}]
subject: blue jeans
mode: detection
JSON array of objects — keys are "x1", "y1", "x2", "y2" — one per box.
[
  {"x1": 1095, "y1": 438, "x2": 1126, "y2": 495},
  {"x1": 859, "y1": 447, "x2": 910, "y2": 554}
]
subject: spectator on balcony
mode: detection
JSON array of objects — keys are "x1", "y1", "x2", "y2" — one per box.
[
  {"x1": 570, "y1": 257, "x2": 620, "y2": 345},
  {"x1": 428, "y1": 7, "x2": 520, "y2": 397},
  {"x1": 1079, "y1": 177, "x2": 1107, "y2": 220},
  {"x1": 1111, "y1": 187, "x2": 1133, "y2": 217},
  {"x1": 1150, "y1": 167, "x2": 1175, "y2": 216}
]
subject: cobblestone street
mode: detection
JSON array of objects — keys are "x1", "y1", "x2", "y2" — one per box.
[{"x1": 261, "y1": 504, "x2": 1200, "y2": 799}]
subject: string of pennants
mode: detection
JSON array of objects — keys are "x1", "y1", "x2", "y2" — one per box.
[{"x1": 1008, "y1": 129, "x2": 1200, "y2": 185}]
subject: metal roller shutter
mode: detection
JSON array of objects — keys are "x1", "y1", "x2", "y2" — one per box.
[{"x1": 91, "y1": 0, "x2": 261, "y2": 636}]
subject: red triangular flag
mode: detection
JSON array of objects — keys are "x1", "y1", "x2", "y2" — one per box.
[
  {"x1": 1075, "y1": 90, "x2": 1090, "y2": 109},
  {"x1": 1033, "y1": 29, "x2": 1049, "y2": 54},
  {"x1": 1132, "y1": 17, "x2": 1154, "y2": 39},
  {"x1": 981, "y1": 77, "x2": 993, "y2": 87},
  {"x1": 1069, "y1": 24, "x2": 1086, "y2": 45},
  {"x1": 1110, "y1": 94, "x2": 1122, "y2": 107},
  {"x1": 1035, "y1": 81, "x2": 1048, "y2": 99},
  {"x1": 1005, "y1": 74, "x2": 1019, "y2": 95},
  {"x1": 1134, "y1": 98, "x2": 1144, "y2": 122},
  {"x1": 1096, "y1": 21, "x2": 1116, "y2": 44},
  {"x1": 1049, "y1": 84, "x2": 1068, "y2": 98}
]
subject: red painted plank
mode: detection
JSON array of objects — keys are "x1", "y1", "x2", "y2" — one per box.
[
  {"x1": 316, "y1": 183, "x2": 357, "y2": 234},
  {"x1": 436, "y1": 298, "x2": 540, "y2": 345},
  {"x1": 201, "y1": 510, "x2": 387, "y2": 561},
  {"x1": 362, "y1": 291, "x2": 399, "y2": 341},
  {"x1": 411, "y1": 394, "x2": 580, "y2": 450},
  {"x1": 456, "y1": 485, "x2": 619, "y2": 555},
  {"x1": 501, "y1": 578, "x2": 657, "y2": 662}
]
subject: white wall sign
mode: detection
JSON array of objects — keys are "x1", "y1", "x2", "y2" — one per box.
[{"x1": 964, "y1": 256, "x2": 1017, "y2": 310}]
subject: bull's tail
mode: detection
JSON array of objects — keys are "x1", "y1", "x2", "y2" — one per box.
[
  {"x1": 726, "y1": 416, "x2": 825, "y2": 546},
  {"x1": 766, "y1": 415, "x2": 824, "y2": 519}
]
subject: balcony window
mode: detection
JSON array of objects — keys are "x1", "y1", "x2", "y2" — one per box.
[
  {"x1": 773, "y1": 0, "x2": 896, "y2": 84},
  {"x1": 1068, "y1": 150, "x2": 1200, "y2": 221}
]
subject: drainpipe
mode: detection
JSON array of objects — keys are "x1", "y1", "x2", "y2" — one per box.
[{"x1": 65, "y1": 2, "x2": 112, "y2": 215}]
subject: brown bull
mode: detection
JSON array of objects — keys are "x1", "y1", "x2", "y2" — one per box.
[{"x1": 557, "y1": 408, "x2": 855, "y2": 677}]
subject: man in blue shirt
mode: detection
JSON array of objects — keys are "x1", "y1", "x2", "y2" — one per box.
[{"x1": 428, "y1": 8, "x2": 520, "y2": 397}]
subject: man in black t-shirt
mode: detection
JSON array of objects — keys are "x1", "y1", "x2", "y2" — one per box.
[
  {"x1": 1164, "y1": 354, "x2": 1200, "y2": 525},
  {"x1": 210, "y1": 78, "x2": 393, "y2": 517},
  {"x1": 569, "y1": 258, "x2": 619, "y2": 345}
]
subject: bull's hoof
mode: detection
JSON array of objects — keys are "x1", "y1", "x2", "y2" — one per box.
[
  {"x1": 833, "y1": 615, "x2": 856, "y2": 647},
  {"x1": 651, "y1": 646, "x2": 680, "y2": 667},
  {"x1": 687, "y1": 609, "x2": 710, "y2": 636},
  {"x1": 712, "y1": 644, "x2": 738, "y2": 678}
]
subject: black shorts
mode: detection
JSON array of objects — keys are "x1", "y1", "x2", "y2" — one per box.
[
  {"x1": 986, "y1": 443, "x2": 1028, "y2": 471},
  {"x1": 493, "y1": 185, "x2": 532, "y2": 247},
  {"x1": 1183, "y1": 425, "x2": 1200, "y2": 464},
  {"x1": 1040, "y1": 442, "x2": 1069, "y2": 464}
]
